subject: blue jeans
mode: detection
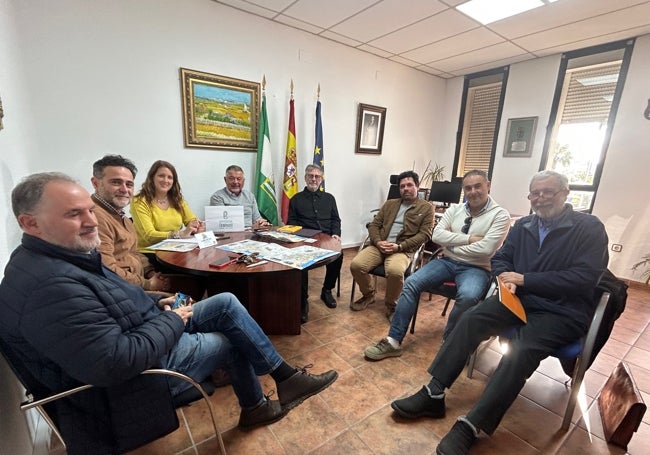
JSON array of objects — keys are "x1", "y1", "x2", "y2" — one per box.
[
  {"x1": 163, "y1": 292, "x2": 283, "y2": 409},
  {"x1": 389, "y1": 257, "x2": 490, "y2": 342}
]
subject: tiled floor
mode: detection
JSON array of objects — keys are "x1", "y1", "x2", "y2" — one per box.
[{"x1": 52, "y1": 248, "x2": 650, "y2": 454}]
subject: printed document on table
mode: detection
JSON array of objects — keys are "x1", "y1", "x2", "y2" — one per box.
[
  {"x1": 217, "y1": 240, "x2": 339, "y2": 269},
  {"x1": 205, "y1": 206, "x2": 245, "y2": 232},
  {"x1": 147, "y1": 239, "x2": 198, "y2": 252}
]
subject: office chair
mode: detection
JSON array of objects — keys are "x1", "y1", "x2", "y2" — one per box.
[
  {"x1": 407, "y1": 244, "x2": 456, "y2": 334},
  {"x1": 466, "y1": 290, "x2": 612, "y2": 431},
  {"x1": 0, "y1": 339, "x2": 226, "y2": 455}
]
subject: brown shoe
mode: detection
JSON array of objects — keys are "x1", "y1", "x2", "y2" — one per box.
[
  {"x1": 238, "y1": 396, "x2": 288, "y2": 430},
  {"x1": 277, "y1": 365, "x2": 338, "y2": 411},
  {"x1": 385, "y1": 304, "x2": 396, "y2": 322},
  {"x1": 350, "y1": 293, "x2": 375, "y2": 311}
]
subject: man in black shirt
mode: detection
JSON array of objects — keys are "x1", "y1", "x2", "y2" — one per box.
[{"x1": 288, "y1": 164, "x2": 342, "y2": 322}]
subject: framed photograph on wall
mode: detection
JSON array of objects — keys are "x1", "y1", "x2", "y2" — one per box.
[
  {"x1": 503, "y1": 116, "x2": 537, "y2": 157},
  {"x1": 355, "y1": 103, "x2": 386, "y2": 154},
  {"x1": 180, "y1": 68, "x2": 260, "y2": 151}
]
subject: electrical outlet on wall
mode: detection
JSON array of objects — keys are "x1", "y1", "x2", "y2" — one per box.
[{"x1": 611, "y1": 244, "x2": 623, "y2": 252}]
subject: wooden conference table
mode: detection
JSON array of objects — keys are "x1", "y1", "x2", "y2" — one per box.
[{"x1": 156, "y1": 231, "x2": 341, "y2": 335}]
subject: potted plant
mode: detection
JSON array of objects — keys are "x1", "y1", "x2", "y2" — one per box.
[{"x1": 415, "y1": 161, "x2": 446, "y2": 191}]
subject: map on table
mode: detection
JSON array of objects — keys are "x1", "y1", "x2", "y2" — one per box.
[{"x1": 217, "y1": 239, "x2": 338, "y2": 269}]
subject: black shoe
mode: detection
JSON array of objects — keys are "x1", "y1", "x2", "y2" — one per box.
[
  {"x1": 320, "y1": 288, "x2": 337, "y2": 308},
  {"x1": 436, "y1": 419, "x2": 477, "y2": 455},
  {"x1": 391, "y1": 386, "x2": 446, "y2": 419},
  {"x1": 301, "y1": 299, "x2": 309, "y2": 323},
  {"x1": 238, "y1": 397, "x2": 288, "y2": 430},
  {"x1": 277, "y1": 365, "x2": 338, "y2": 411}
]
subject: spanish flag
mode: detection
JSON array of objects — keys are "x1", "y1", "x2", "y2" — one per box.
[{"x1": 281, "y1": 98, "x2": 298, "y2": 223}]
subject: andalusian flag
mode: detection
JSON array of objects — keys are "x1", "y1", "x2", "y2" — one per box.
[
  {"x1": 281, "y1": 98, "x2": 298, "y2": 223},
  {"x1": 313, "y1": 100, "x2": 325, "y2": 191},
  {"x1": 254, "y1": 94, "x2": 278, "y2": 225}
]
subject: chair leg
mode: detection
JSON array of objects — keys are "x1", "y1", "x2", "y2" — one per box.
[
  {"x1": 350, "y1": 279, "x2": 356, "y2": 305},
  {"x1": 441, "y1": 297, "x2": 452, "y2": 316},
  {"x1": 410, "y1": 300, "x2": 420, "y2": 334},
  {"x1": 466, "y1": 351, "x2": 477, "y2": 379},
  {"x1": 561, "y1": 356, "x2": 587, "y2": 431},
  {"x1": 336, "y1": 271, "x2": 341, "y2": 297}
]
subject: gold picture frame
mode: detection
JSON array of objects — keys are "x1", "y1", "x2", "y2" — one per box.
[
  {"x1": 180, "y1": 68, "x2": 260, "y2": 151},
  {"x1": 355, "y1": 103, "x2": 386, "y2": 154}
]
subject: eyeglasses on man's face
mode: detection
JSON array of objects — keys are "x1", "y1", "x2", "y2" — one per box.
[
  {"x1": 306, "y1": 173, "x2": 322, "y2": 180},
  {"x1": 527, "y1": 189, "x2": 564, "y2": 200},
  {"x1": 461, "y1": 216, "x2": 472, "y2": 234}
]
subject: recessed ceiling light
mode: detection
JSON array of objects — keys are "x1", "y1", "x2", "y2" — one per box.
[{"x1": 456, "y1": 0, "x2": 544, "y2": 25}]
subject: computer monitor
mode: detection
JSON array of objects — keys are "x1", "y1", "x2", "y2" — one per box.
[{"x1": 428, "y1": 180, "x2": 463, "y2": 207}]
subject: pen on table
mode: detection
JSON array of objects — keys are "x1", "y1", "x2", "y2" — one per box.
[{"x1": 246, "y1": 260, "x2": 268, "y2": 268}]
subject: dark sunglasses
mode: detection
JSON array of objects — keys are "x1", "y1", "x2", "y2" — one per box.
[{"x1": 461, "y1": 216, "x2": 472, "y2": 234}]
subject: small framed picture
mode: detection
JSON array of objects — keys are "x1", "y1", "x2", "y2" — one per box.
[
  {"x1": 355, "y1": 103, "x2": 386, "y2": 154},
  {"x1": 503, "y1": 117, "x2": 537, "y2": 157}
]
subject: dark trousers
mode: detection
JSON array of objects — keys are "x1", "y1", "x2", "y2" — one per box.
[
  {"x1": 301, "y1": 254, "x2": 343, "y2": 303},
  {"x1": 427, "y1": 295, "x2": 585, "y2": 434}
]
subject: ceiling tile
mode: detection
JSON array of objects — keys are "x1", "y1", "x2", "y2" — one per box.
[
  {"x1": 368, "y1": 8, "x2": 479, "y2": 54},
  {"x1": 389, "y1": 55, "x2": 420, "y2": 67},
  {"x1": 330, "y1": 0, "x2": 448, "y2": 43},
  {"x1": 282, "y1": 0, "x2": 377, "y2": 29},
  {"x1": 513, "y1": 2, "x2": 650, "y2": 52},
  {"x1": 213, "y1": 0, "x2": 278, "y2": 18},
  {"x1": 415, "y1": 65, "x2": 444, "y2": 75},
  {"x1": 274, "y1": 14, "x2": 324, "y2": 34},
  {"x1": 431, "y1": 42, "x2": 526, "y2": 73},
  {"x1": 447, "y1": 53, "x2": 533, "y2": 77},
  {"x1": 401, "y1": 27, "x2": 504, "y2": 64},
  {"x1": 490, "y1": 0, "x2": 650, "y2": 39},
  {"x1": 357, "y1": 44, "x2": 395, "y2": 58},
  {"x1": 242, "y1": 0, "x2": 296, "y2": 12},
  {"x1": 319, "y1": 30, "x2": 363, "y2": 47},
  {"x1": 534, "y1": 24, "x2": 650, "y2": 57}
]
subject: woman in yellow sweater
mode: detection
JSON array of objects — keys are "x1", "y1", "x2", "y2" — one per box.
[{"x1": 132, "y1": 160, "x2": 205, "y2": 253}]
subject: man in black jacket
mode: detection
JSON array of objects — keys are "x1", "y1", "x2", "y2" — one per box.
[
  {"x1": 0, "y1": 172, "x2": 338, "y2": 453},
  {"x1": 288, "y1": 164, "x2": 342, "y2": 322},
  {"x1": 390, "y1": 171, "x2": 608, "y2": 455}
]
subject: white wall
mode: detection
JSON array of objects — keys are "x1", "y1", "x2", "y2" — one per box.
[
  {"x1": 3, "y1": 0, "x2": 445, "y2": 249},
  {"x1": 440, "y1": 37, "x2": 650, "y2": 281},
  {"x1": 0, "y1": 0, "x2": 40, "y2": 453}
]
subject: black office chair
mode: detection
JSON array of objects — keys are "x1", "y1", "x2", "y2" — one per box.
[{"x1": 0, "y1": 339, "x2": 226, "y2": 455}]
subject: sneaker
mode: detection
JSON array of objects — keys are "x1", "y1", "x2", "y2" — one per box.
[
  {"x1": 391, "y1": 386, "x2": 446, "y2": 419},
  {"x1": 364, "y1": 338, "x2": 402, "y2": 361},
  {"x1": 320, "y1": 288, "x2": 337, "y2": 308},
  {"x1": 238, "y1": 396, "x2": 288, "y2": 430},
  {"x1": 350, "y1": 293, "x2": 375, "y2": 311},
  {"x1": 436, "y1": 419, "x2": 477, "y2": 455},
  {"x1": 277, "y1": 364, "x2": 338, "y2": 411}
]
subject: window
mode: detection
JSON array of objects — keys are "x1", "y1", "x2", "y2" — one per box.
[
  {"x1": 540, "y1": 39, "x2": 634, "y2": 212},
  {"x1": 453, "y1": 67, "x2": 508, "y2": 180}
]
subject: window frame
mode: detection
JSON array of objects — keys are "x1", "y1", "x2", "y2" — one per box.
[
  {"x1": 538, "y1": 39, "x2": 635, "y2": 212},
  {"x1": 452, "y1": 66, "x2": 509, "y2": 180}
]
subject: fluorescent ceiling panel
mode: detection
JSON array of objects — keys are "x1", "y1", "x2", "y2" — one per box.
[{"x1": 457, "y1": 0, "x2": 544, "y2": 25}]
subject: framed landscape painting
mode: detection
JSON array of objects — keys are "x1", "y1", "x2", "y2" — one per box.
[{"x1": 180, "y1": 68, "x2": 260, "y2": 151}]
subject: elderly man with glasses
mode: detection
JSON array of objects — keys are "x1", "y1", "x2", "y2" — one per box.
[
  {"x1": 390, "y1": 170, "x2": 609, "y2": 455},
  {"x1": 287, "y1": 164, "x2": 342, "y2": 322},
  {"x1": 364, "y1": 169, "x2": 510, "y2": 360}
]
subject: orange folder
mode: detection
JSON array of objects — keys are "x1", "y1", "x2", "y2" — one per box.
[{"x1": 497, "y1": 276, "x2": 527, "y2": 323}]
